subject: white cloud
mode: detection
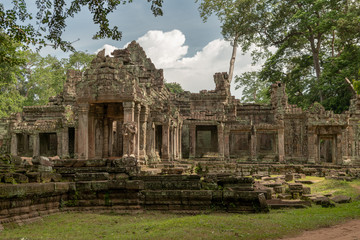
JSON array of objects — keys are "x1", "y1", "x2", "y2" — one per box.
[
  {"x1": 95, "y1": 44, "x2": 118, "y2": 57},
  {"x1": 98, "y1": 30, "x2": 259, "y2": 99}
]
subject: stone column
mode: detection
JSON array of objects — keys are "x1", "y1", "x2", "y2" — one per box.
[
  {"x1": 217, "y1": 124, "x2": 224, "y2": 159},
  {"x1": 61, "y1": 128, "x2": 69, "y2": 158},
  {"x1": 88, "y1": 106, "x2": 95, "y2": 159},
  {"x1": 108, "y1": 119, "x2": 113, "y2": 157},
  {"x1": 224, "y1": 126, "x2": 230, "y2": 159},
  {"x1": 10, "y1": 133, "x2": 17, "y2": 156},
  {"x1": 32, "y1": 134, "x2": 40, "y2": 157},
  {"x1": 178, "y1": 123, "x2": 182, "y2": 159},
  {"x1": 146, "y1": 121, "x2": 155, "y2": 160},
  {"x1": 278, "y1": 128, "x2": 285, "y2": 163},
  {"x1": 189, "y1": 124, "x2": 196, "y2": 158},
  {"x1": 103, "y1": 118, "x2": 109, "y2": 158},
  {"x1": 139, "y1": 106, "x2": 149, "y2": 160},
  {"x1": 336, "y1": 133, "x2": 342, "y2": 164},
  {"x1": 57, "y1": 131, "x2": 62, "y2": 157},
  {"x1": 307, "y1": 129, "x2": 317, "y2": 164},
  {"x1": 134, "y1": 104, "x2": 141, "y2": 158},
  {"x1": 122, "y1": 102, "x2": 135, "y2": 157},
  {"x1": 162, "y1": 123, "x2": 170, "y2": 160},
  {"x1": 77, "y1": 103, "x2": 89, "y2": 159},
  {"x1": 250, "y1": 126, "x2": 257, "y2": 161}
]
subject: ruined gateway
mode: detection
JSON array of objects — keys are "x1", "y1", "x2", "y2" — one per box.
[{"x1": 2, "y1": 41, "x2": 360, "y2": 165}]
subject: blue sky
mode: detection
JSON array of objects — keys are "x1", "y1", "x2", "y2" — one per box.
[{"x1": 10, "y1": 0, "x2": 259, "y2": 98}]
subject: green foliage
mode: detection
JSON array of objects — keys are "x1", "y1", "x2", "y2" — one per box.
[
  {"x1": 0, "y1": 0, "x2": 163, "y2": 51},
  {"x1": 0, "y1": 45, "x2": 94, "y2": 117},
  {"x1": 199, "y1": 0, "x2": 360, "y2": 112},
  {"x1": 165, "y1": 82, "x2": 184, "y2": 94},
  {"x1": 235, "y1": 71, "x2": 270, "y2": 104}
]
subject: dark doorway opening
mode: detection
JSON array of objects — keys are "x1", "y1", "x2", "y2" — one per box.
[
  {"x1": 40, "y1": 133, "x2": 57, "y2": 156},
  {"x1": 155, "y1": 125, "x2": 163, "y2": 158},
  {"x1": 196, "y1": 125, "x2": 218, "y2": 157},
  {"x1": 68, "y1": 128, "x2": 75, "y2": 158},
  {"x1": 320, "y1": 137, "x2": 334, "y2": 163}
]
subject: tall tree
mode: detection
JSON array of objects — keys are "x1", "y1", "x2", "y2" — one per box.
[
  {"x1": 0, "y1": 33, "x2": 26, "y2": 118},
  {"x1": 203, "y1": 0, "x2": 360, "y2": 112}
]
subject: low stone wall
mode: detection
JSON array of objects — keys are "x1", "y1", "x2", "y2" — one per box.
[{"x1": 0, "y1": 174, "x2": 267, "y2": 230}]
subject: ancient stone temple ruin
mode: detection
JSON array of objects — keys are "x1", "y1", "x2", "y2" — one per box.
[
  {"x1": 2, "y1": 41, "x2": 360, "y2": 228},
  {"x1": 3, "y1": 41, "x2": 360, "y2": 165}
]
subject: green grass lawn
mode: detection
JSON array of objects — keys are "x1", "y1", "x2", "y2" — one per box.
[{"x1": 2, "y1": 177, "x2": 360, "y2": 240}]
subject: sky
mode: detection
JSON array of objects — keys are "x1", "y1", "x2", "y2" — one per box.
[{"x1": 21, "y1": 0, "x2": 259, "y2": 99}]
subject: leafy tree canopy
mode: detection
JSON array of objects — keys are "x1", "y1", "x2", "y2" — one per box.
[
  {"x1": 1, "y1": 0, "x2": 163, "y2": 51},
  {"x1": 165, "y1": 82, "x2": 184, "y2": 94},
  {"x1": 199, "y1": 0, "x2": 360, "y2": 113}
]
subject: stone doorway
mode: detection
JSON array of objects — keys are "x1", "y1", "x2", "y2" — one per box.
[
  {"x1": 68, "y1": 127, "x2": 75, "y2": 158},
  {"x1": 155, "y1": 125, "x2": 163, "y2": 158},
  {"x1": 39, "y1": 133, "x2": 57, "y2": 156},
  {"x1": 319, "y1": 135, "x2": 335, "y2": 163},
  {"x1": 196, "y1": 125, "x2": 218, "y2": 157},
  {"x1": 16, "y1": 133, "x2": 32, "y2": 157},
  {"x1": 91, "y1": 103, "x2": 124, "y2": 158}
]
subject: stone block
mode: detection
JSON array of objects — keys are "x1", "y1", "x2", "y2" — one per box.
[
  {"x1": 91, "y1": 181, "x2": 109, "y2": 191},
  {"x1": 331, "y1": 195, "x2": 351, "y2": 204},
  {"x1": 75, "y1": 181, "x2": 92, "y2": 192},
  {"x1": 125, "y1": 180, "x2": 144, "y2": 190},
  {"x1": 303, "y1": 187, "x2": 311, "y2": 194},
  {"x1": 37, "y1": 165, "x2": 53, "y2": 172},
  {"x1": 285, "y1": 174, "x2": 294, "y2": 182},
  {"x1": 40, "y1": 173, "x2": 53, "y2": 183},
  {"x1": 26, "y1": 172, "x2": 41, "y2": 183},
  {"x1": 75, "y1": 172, "x2": 109, "y2": 181}
]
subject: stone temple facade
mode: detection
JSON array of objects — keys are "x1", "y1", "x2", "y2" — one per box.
[{"x1": 2, "y1": 41, "x2": 360, "y2": 166}]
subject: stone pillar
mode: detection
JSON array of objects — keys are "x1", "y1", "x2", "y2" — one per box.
[
  {"x1": 122, "y1": 102, "x2": 135, "y2": 157},
  {"x1": 250, "y1": 126, "x2": 257, "y2": 161},
  {"x1": 278, "y1": 128, "x2": 285, "y2": 163},
  {"x1": 140, "y1": 106, "x2": 149, "y2": 160},
  {"x1": 32, "y1": 134, "x2": 40, "y2": 157},
  {"x1": 189, "y1": 124, "x2": 196, "y2": 158},
  {"x1": 57, "y1": 131, "x2": 62, "y2": 157},
  {"x1": 178, "y1": 123, "x2": 182, "y2": 159},
  {"x1": 61, "y1": 128, "x2": 69, "y2": 158},
  {"x1": 162, "y1": 123, "x2": 170, "y2": 160},
  {"x1": 217, "y1": 124, "x2": 224, "y2": 158},
  {"x1": 88, "y1": 106, "x2": 95, "y2": 159},
  {"x1": 10, "y1": 133, "x2": 17, "y2": 156},
  {"x1": 307, "y1": 129, "x2": 317, "y2": 164},
  {"x1": 134, "y1": 104, "x2": 141, "y2": 158},
  {"x1": 77, "y1": 103, "x2": 89, "y2": 159},
  {"x1": 146, "y1": 121, "x2": 156, "y2": 160},
  {"x1": 224, "y1": 126, "x2": 230, "y2": 159},
  {"x1": 103, "y1": 118, "x2": 109, "y2": 158},
  {"x1": 108, "y1": 119, "x2": 113, "y2": 157},
  {"x1": 336, "y1": 133, "x2": 342, "y2": 164}
]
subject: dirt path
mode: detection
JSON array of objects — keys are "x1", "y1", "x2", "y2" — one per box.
[{"x1": 281, "y1": 219, "x2": 360, "y2": 240}]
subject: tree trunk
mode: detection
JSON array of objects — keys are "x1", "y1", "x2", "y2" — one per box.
[
  {"x1": 308, "y1": 32, "x2": 323, "y2": 102},
  {"x1": 228, "y1": 35, "x2": 239, "y2": 83}
]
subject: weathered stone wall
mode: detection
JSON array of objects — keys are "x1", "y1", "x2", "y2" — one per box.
[{"x1": 0, "y1": 162, "x2": 268, "y2": 230}]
